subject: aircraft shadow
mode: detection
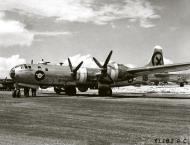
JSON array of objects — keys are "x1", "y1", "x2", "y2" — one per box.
[{"x1": 25, "y1": 92, "x2": 190, "y2": 99}]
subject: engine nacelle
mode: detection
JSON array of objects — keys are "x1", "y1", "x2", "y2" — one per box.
[
  {"x1": 78, "y1": 85, "x2": 88, "y2": 92},
  {"x1": 77, "y1": 67, "x2": 87, "y2": 83},
  {"x1": 107, "y1": 63, "x2": 119, "y2": 81}
]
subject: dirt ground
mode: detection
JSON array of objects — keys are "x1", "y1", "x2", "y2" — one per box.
[{"x1": 0, "y1": 91, "x2": 190, "y2": 145}]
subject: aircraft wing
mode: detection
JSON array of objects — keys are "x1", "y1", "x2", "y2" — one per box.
[{"x1": 127, "y1": 62, "x2": 190, "y2": 76}]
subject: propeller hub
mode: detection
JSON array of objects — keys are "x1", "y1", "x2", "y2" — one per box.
[{"x1": 93, "y1": 50, "x2": 114, "y2": 83}]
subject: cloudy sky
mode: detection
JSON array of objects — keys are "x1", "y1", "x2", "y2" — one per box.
[{"x1": 0, "y1": 0, "x2": 190, "y2": 77}]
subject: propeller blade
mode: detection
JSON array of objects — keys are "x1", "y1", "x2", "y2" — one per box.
[
  {"x1": 3, "y1": 77, "x2": 7, "y2": 83},
  {"x1": 93, "y1": 57, "x2": 103, "y2": 68},
  {"x1": 31, "y1": 59, "x2": 33, "y2": 64},
  {"x1": 73, "y1": 61, "x2": 83, "y2": 73},
  {"x1": 103, "y1": 50, "x2": 113, "y2": 68},
  {"x1": 68, "y1": 58, "x2": 73, "y2": 72},
  {"x1": 107, "y1": 74, "x2": 114, "y2": 83},
  {"x1": 68, "y1": 58, "x2": 83, "y2": 80}
]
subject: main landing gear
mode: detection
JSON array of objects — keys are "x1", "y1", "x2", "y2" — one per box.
[
  {"x1": 65, "y1": 86, "x2": 76, "y2": 96},
  {"x1": 31, "y1": 89, "x2": 37, "y2": 97},
  {"x1": 24, "y1": 88, "x2": 29, "y2": 97},
  {"x1": 98, "y1": 87, "x2": 112, "y2": 96},
  {"x1": 180, "y1": 82, "x2": 184, "y2": 87},
  {"x1": 12, "y1": 88, "x2": 37, "y2": 98}
]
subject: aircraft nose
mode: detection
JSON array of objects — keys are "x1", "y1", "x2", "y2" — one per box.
[{"x1": 9, "y1": 68, "x2": 15, "y2": 79}]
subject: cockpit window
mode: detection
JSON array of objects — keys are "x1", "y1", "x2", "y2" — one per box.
[
  {"x1": 13, "y1": 64, "x2": 25, "y2": 70},
  {"x1": 12, "y1": 64, "x2": 33, "y2": 70},
  {"x1": 14, "y1": 65, "x2": 20, "y2": 69}
]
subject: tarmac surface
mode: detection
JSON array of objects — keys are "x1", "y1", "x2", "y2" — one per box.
[{"x1": 0, "y1": 91, "x2": 190, "y2": 145}]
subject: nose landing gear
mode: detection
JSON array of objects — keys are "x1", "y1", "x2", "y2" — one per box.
[
  {"x1": 12, "y1": 89, "x2": 21, "y2": 98},
  {"x1": 31, "y1": 89, "x2": 37, "y2": 97},
  {"x1": 24, "y1": 88, "x2": 30, "y2": 97},
  {"x1": 12, "y1": 88, "x2": 37, "y2": 98}
]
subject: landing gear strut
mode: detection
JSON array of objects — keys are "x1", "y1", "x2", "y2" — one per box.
[
  {"x1": 31, "y1": 89, "x2": 37, "y2": 97},
  {"x1": 12, "y1": 87, "x2": 37, "y2": 98},
  {"x1": 24, "y1": 88, "x2": 30, "y2": 97},
  {"x1": 12, "y1": 89, "x2": 21, "y2": 98},
  {"x1": 98, "y1": 87, "x2": 112, "y2": 96}
]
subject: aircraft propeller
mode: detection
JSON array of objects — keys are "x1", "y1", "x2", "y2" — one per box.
[
  {"x1": 93, "y1": 50, "x2": 114, "y2": 83},
  {"x1": 68, "y1": 58, "x2": 83, "y2": 80},
  {"x1": 3, "y1": 77, "x2": 7, "y2": 83}
]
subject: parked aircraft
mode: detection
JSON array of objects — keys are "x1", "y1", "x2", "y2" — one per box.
[
  {"x1": 0, "y1": 77, "x2": 14, "y2": 91},
  {"x1": 142, "y1": 46, "x2": 190, "y2": 87},
  {"x1": 9, "y1": 48, "x2": 190, "y2": 97},
  {"x1": 148, "y1": 73, "x2": 189, "y2": 87}
]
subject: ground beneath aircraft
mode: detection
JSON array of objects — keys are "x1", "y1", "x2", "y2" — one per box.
[{"x1": 0, "y1": 91, "x2": 190, "y2": 145}]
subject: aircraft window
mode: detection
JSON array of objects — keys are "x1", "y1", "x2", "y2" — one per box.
[
  {"x1": 45, "y1": 68, "x2": 48, "y2": 71},
  {"x1": 14, "y1": 65, "x2": 22, "y2": 69},
  {"x1": 28, "y1": 66, "x2": 31, "y2": 69},
  {"x1": 15, "y1": 65, "x2": 19, "y2": 68},
  {"x1": 24, "y1": 65, "x2": 27, "y2": 69},
  {"x1": 38, "y1": 66, "x2": 41, "y2": 69}
]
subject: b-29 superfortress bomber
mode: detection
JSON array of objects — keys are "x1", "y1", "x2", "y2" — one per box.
[{"x1": 9, "y1": 47, "x2": 190, "y2": 97}]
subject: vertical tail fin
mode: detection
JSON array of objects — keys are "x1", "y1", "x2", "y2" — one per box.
[{"x1": 147, "y1": 45, "x2": 164, "y2": 66}]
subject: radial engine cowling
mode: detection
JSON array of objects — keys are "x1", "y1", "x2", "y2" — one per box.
[
  {"x1": 77, "y1": 67, "x2": 87, "y2": 83},
  {"x1": 107, "y1": 63, "x2": 119, "y2": 81}
]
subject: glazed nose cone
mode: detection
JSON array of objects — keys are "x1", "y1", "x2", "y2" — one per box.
[{"x1": 9, "y1": 68, "x2": 15, "y2": 79}]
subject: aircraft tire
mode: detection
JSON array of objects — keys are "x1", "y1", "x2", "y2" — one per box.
[
  {"x1": 12, "y1": 90, "x2": 16, "y2": 98},
  {"x1": 16, "y1": 89, "x2": 21, "y2": 98},
  {"x1": 98, "y1": 87, "x2": 112, "y2": 96},
  {"x1": 106, "y1": 88, "x2": 112, "y2": 96},
  {"x1": 65, "y1": 87, "x2": 76, "y2": 96},
  {"x1": 98, "y1": 88, "x2": 104, "y2": 96},
  {"x1": 180, "y1": 83, "x2": 184, "y2": 87}
]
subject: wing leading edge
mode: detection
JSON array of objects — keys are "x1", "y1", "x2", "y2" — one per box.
[{"x1": 127, "y1": 62, "x2": 190, "y2": 76}]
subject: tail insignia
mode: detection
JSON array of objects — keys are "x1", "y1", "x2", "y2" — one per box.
[{"x1": 152, "y1": 52, "x2": 163, "y2": 66}]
